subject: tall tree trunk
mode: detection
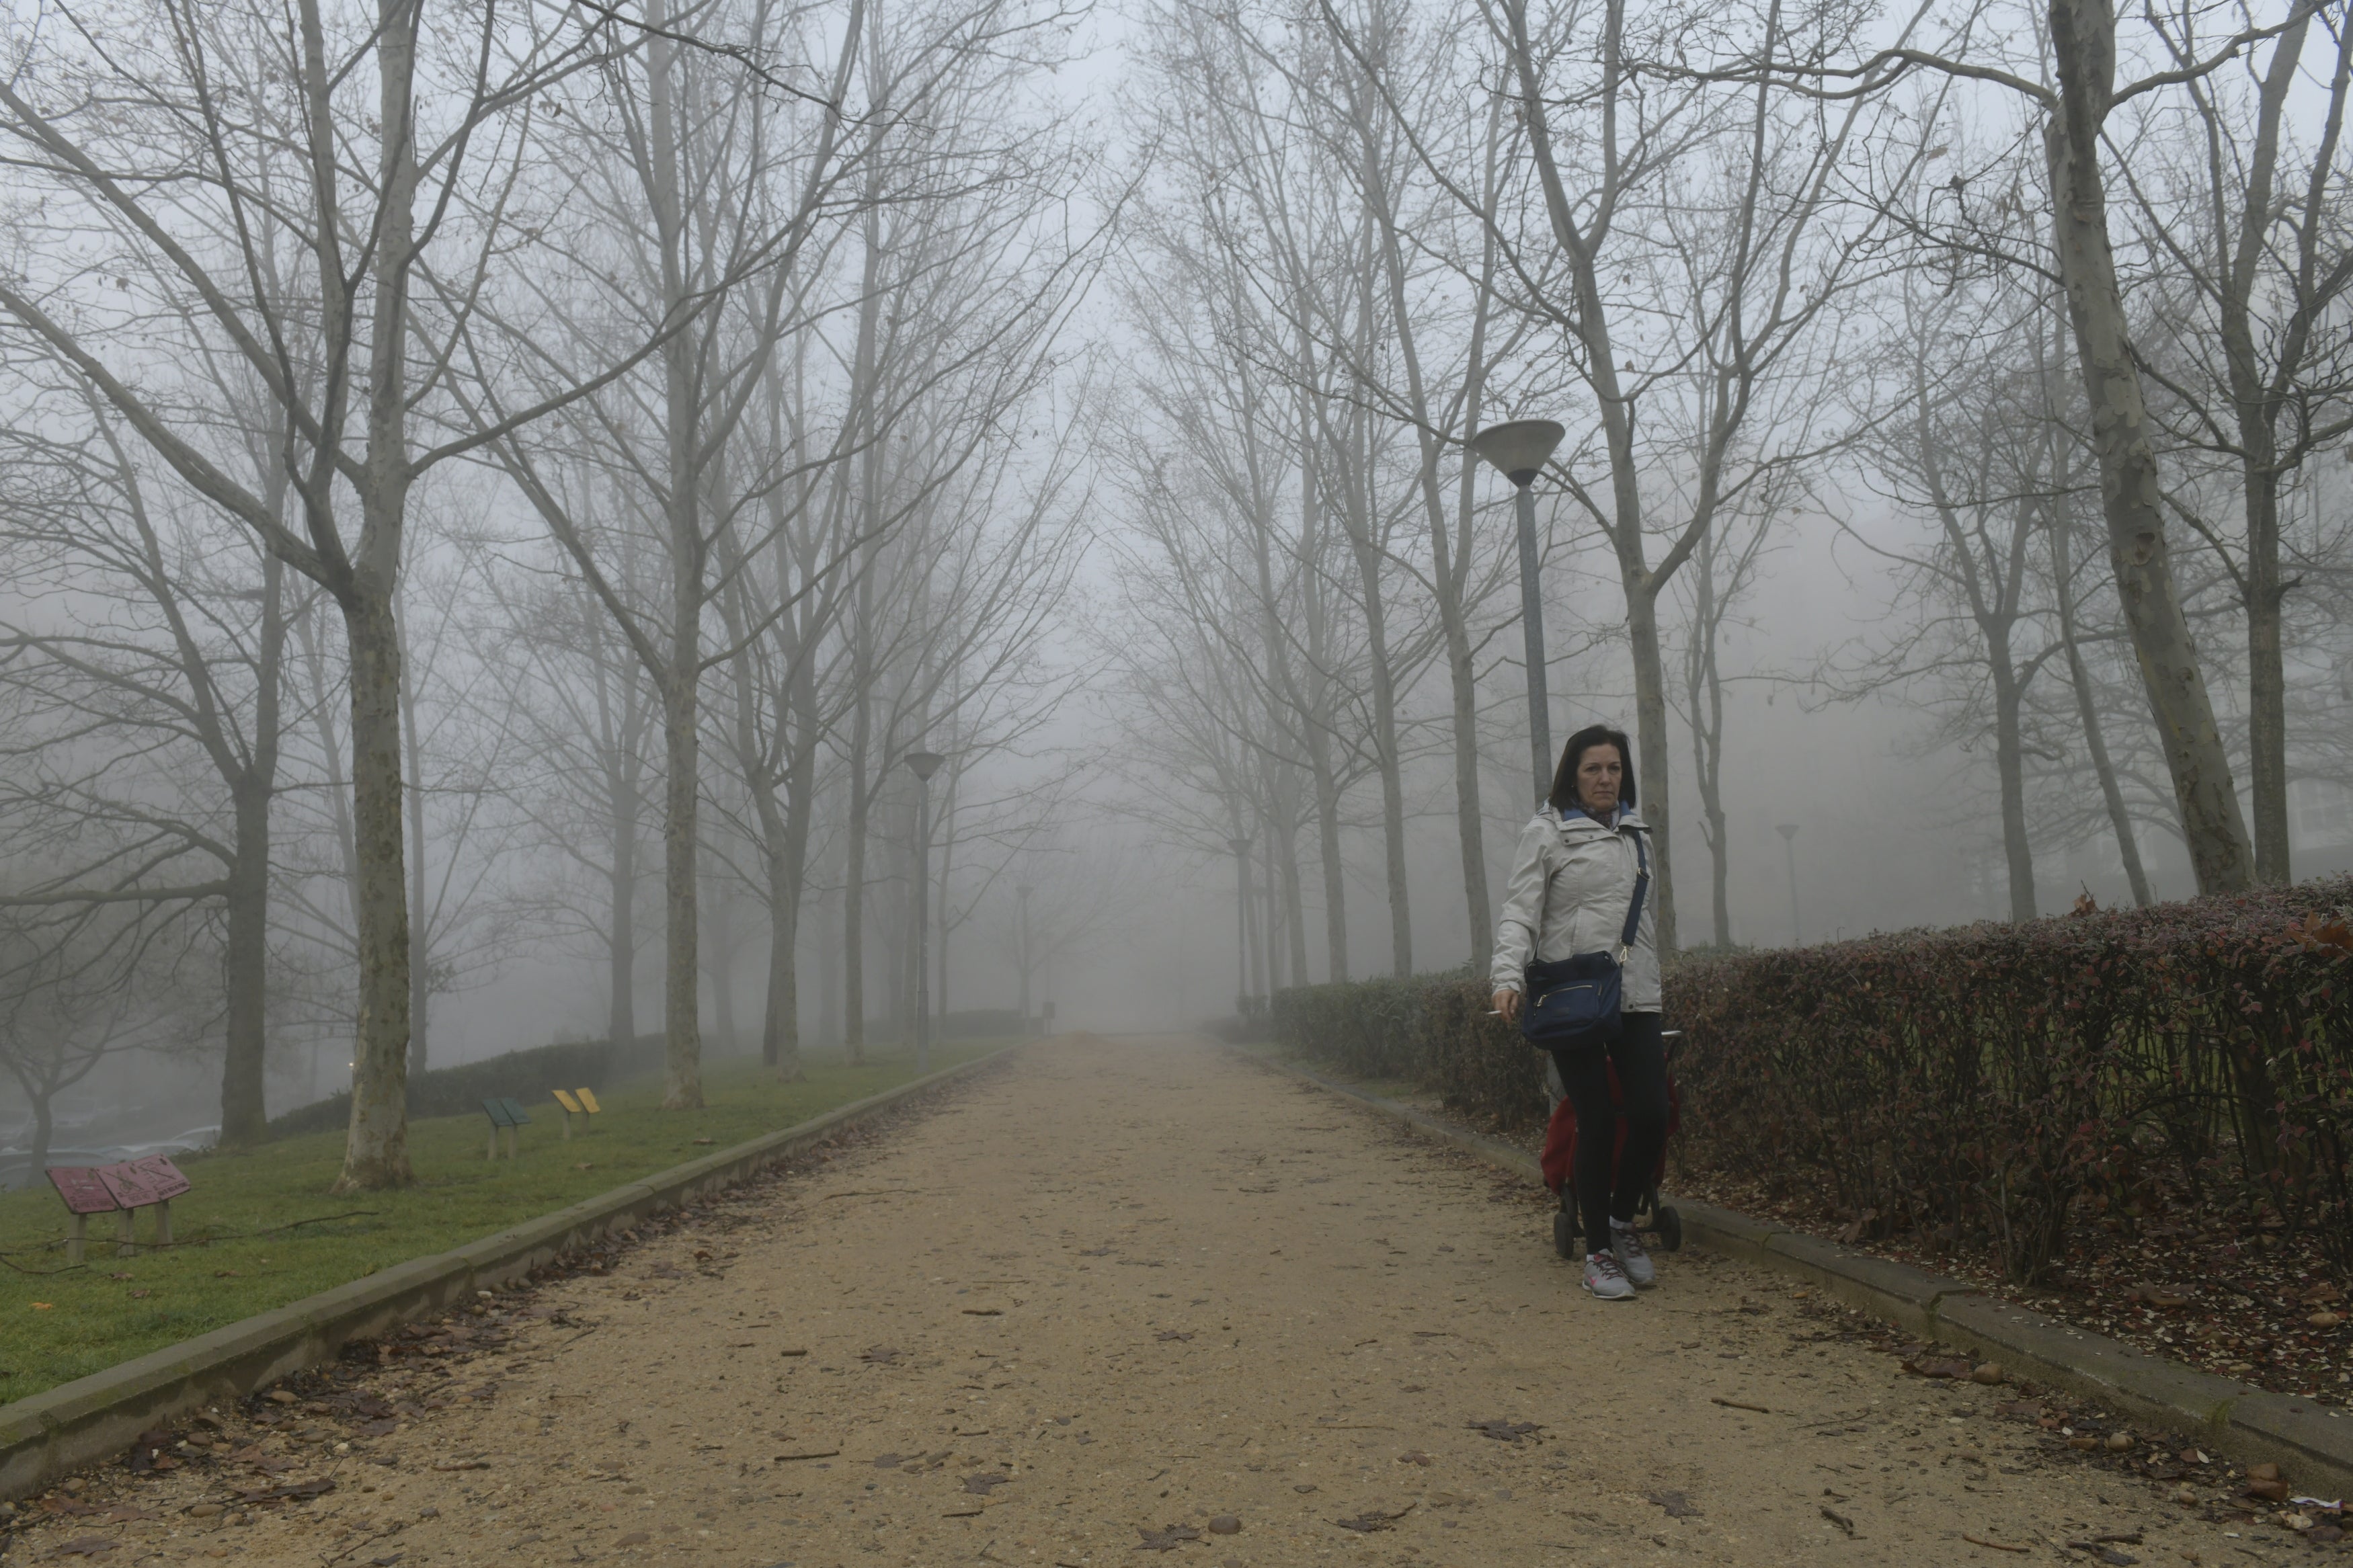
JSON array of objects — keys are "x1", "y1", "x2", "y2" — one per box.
[
  {"x1": 707, "y1": 873, "x2": 737, "y2": 1055},
  {"x1": 608, "y1": 757, "x2": 640, "y2": 1046},
  {"x1": 400, "y1": 606, "x2": 430, "y2": 1077},
  {"x1": 2050, "y1": 499, "x2": 2154, "y2": 905},
  {"x1": 1989, "y1": 649, "x2": 2038, "y2": 921},
  {"x1": 843, "y1": 695, "x2": 872, "y2": 1064},
  {"x1": 1358, "y1": 97, "x2": 1490, "y2": 969},
  {"x1": 1685, "y1": 545, "x2": 1734, "y2": 949},
  {"x1": 2245, "y1": 472, "x2": 2289, "y2": 882},
  {"x1": 1622, "y1": 581, "x2": 1679, "y2": 951},
  {"x1": 218, "y1": 782, "x2": 274, "y2": 1145},
  {"x1": 329, "y1": 0, "x2": 424, "y2": 1193},
  {"x1": 2044, "y1": 0, "x2": 2253, "y2": 894},
  {"x1": 218, "y1": 549, "x2": 284, "y2": 1147},
  {"x1": 335, "y1": 585, "x2": 413, "y2": 1190},
  {"x1": 659, "y1": 659, "x2": 703, "y2": 1108}
]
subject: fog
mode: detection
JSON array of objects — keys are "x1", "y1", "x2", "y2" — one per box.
[{"x1": 1, "y1": 0, "x2": 2348, "y2": 1178}]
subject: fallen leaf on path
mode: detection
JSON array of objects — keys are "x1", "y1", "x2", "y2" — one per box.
[
  {"x1": 1819, "y1": 1505, "x2": 1856, "y2": 1537},
  {"x1": 1395, "y1": 1451, "x2": 1433, "y2": 1467},
  {"x1": 1333, "y1": 1504, "x2": 1414, "y2": 1533},
  {"x1": 430, "y1": 1460, "x2": 489, "y2": 1472},
  {"x1": 871, "y1": 1454, "x2": 904, "y2": 1469},
  {"x1": 1136, "y1": 1524, "x2": 1201, "y2": 1551},
  {"x1": 1901, "y1": 1355, "x2": 1974, "y2": 1380},
  {"x1": 1155, "y1": 1331, "x2": 1192, "y2": 1342},
  {"x1": 1962, "y1": 1533, "x2": 2030, "y2": 1552},
  {"x1": 237, "y1": 1478, "x2": 335, "y2": 1503},
  {"x1": 614, "y1": 1530, "x2": 652, "y2": 1546},
  {"x1": 1466, "y1": 1419, "x2": 1542, "y2": 1442},
  {"x1": 772, "y1": 1450, "x2": 840, "y2": 1462},
  {"x1": 1646, "y1": 1491, "x2": 1700, "y2": 1518},
  {"x1": 860, "y1": 1346, "x2": 901, "y2": 1365},
  {"x1": 55, "y1": 1538, "x2": 118, "y2": 1557},
  {"x1": 961, "y1": 1473, "x2": 1011, "y2": 1495},
  {"x1": 1710, "y1": 1397, "x2": 1770, "y2": 1414},
  {"x1": 961, "y1": 1308, "x2": 1002, "y2": 1317}
]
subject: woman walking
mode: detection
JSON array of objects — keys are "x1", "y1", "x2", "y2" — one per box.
[{"x1": 1490, "y1": 725, "x2": 1669, "y2": 1301}]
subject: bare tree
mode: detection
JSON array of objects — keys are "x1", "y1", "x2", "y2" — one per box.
[
  {"x1": 2113, "y1": 0, "x2": 2353, "y2": 883},
  {"x1": 0, "y1": 386, "x2": 291, "y2": 1145},
  {"x1": 1701, "y1": 0, "x2": 2282, "y2": 893}
]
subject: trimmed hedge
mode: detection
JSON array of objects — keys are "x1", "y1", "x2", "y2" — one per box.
[
  {"x1": 266, "y1": 1034, "x2": 666, "y2": 1138},
  {"x1": 1269, "y1": 878, "x2": 2353, "y2": 1283}
]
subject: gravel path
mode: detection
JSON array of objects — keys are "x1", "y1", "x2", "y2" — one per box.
[{"x1": 28, "y1": 1036, "x2": 2276, "y2": 1565}]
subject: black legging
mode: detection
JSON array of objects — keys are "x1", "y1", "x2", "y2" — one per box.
[{"x1": 1552, "y1": 1012, "x2": 1669, "y2": 1255}]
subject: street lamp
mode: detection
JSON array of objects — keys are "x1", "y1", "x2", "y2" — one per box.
[
  {"x1": 1226, "y1": 836, "x2": 1252, "y2": 1017},
  {"x1": 1472, "y1": 418, "x2": 1567, "y2": 803},
  {"x1": 1776, "y1": 823, "x2": 1801, "y2": 947},
  {"x1": 905, "y1": 750, "x2": 946, "y2": 1073},
  {"x1": 1015, "y1": 882, "x2": 1035, "y2": 1026}
]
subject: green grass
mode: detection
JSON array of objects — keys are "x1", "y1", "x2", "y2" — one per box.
[{"x1": 0, "y1": 1041, "x2": 1008, "y2": 1405}]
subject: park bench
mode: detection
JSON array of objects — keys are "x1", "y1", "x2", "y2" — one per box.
[
  {"x1": 47, "y1": 1156, "x2": 192, "y2": 1264},
  {"x1": 551, "y1": 1087, "x2": 601, "y2": 1139},
  {"x1": 480, "y1": 1097, "x2": 532, "y2": 1159}
]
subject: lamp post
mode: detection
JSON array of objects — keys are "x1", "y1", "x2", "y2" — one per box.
[
  {"x1": 906, "y1": 751, "x2": 946, "y2": 1073},
  {"x1": 1015, "y1": 882, "x2": 1035, "y2": 1026},
  {"x1": 1776, "y1": 823, "x2": 1801, "y2": 947},
  {"x1": 1226, "y1": 836, "x2": 1252, "y2": 1016},
  {"x1": 1472, "y1": 419, "x2": 1567, "y2": 802}
]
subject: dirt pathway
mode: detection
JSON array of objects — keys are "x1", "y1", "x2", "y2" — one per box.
[{"x1": 32, "y1": 1036, "x2": 2274, "y2": 1566}]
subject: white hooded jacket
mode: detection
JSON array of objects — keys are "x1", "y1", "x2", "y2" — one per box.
[{"x1": 1488, "y1": 803, "x2": 1661, "y2": 1013}]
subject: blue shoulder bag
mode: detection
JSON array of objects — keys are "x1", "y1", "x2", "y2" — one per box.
[{"x1": 1517, "y1": 827, "x2": 1649, "y2": 1053}]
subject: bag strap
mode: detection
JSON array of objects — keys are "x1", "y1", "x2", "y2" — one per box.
[{"x1": 1616, "y1": 829, "x2": 1650, "y2": 962}]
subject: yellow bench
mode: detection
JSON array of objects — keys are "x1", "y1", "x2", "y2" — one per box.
[{"x1": 553, "y1": 1087, "x2": 601, "y2": 1138}]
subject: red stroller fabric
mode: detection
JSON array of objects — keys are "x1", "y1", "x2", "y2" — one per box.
[{"x1": 1540, "y1": 1059, "x2": 1681, "y2": 1195}]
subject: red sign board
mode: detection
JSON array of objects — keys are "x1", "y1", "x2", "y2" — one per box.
[
  {"x1": 46, "y1": 1167, "x2": 119, "y2": 1215},
  {"x1": 97, "y1": 1156, "x2": 192, "y2": 1208}
]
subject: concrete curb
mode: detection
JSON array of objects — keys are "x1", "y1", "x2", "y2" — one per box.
[
  {"x1": 0, "y1": 1042, "x2": 1027, "y2": 1501},
  {"x1": 1242, "y1": 1047, "x2": 2353, "y2": 1494}
]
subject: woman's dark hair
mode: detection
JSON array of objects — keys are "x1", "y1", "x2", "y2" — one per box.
[{"x1": 1548, "y1": 725, "x2": 1636, "y2": 813}]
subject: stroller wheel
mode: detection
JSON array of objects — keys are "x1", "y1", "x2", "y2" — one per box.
[
  {"x1": 1654, "y1": 1204, "x2": 1684, "y2": 1253},
  {"x1": 1552, "y1": 1207, "x2": 1578, "y2": 1261}
]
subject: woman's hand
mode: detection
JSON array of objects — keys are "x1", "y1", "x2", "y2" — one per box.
[{"x1": 1492, "y1": 988, "x2": 1521, "y2": 1024}]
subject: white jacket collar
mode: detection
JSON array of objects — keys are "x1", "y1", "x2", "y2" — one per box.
[{"x1": 1557, "y1": 802, "x2": 1645, "y2": 833}]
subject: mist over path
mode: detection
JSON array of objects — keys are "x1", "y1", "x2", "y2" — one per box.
[{"x1": 64, "y1": 1038, "x2": 2240, "y2": 1564}]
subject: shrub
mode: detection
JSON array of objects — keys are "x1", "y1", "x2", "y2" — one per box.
[
  {"x1": 266, "y1": 1034, "x2": 666, "y2": 1138},
  {"x1": 1269, "y1": 878, "x2": 2353, "y2": 1282}
]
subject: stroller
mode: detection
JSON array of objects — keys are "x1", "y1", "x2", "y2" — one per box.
[{"x1": 1539, "y1": 1032, "x2": 1685, "y2": 1260}]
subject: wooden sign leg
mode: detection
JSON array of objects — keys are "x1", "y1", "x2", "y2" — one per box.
[
  {"x1": 67, "y1": 1213, "x2": 86, "y2": 1267},
  {"x1": 487, "y1": 1127, "x2": 498, "y2": 1161},
  {"x1": 561, "y1": 1112, "x2": 572, "y2": 1141},
  {"x1": 117, "y1": 1208, "x2": 136, "y2": 1257},
  {"x1": 155, "y1": 1198, "x2": 173, "y2": 1247}
]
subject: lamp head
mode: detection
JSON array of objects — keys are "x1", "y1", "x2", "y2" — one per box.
[
  {"x1": 1776, "y1": 823, "x2": 1799, "y2": 841},
  {"x1": 1226, "y1": 836, "x2": 1251, "y2": 854},
  {"x1": 1470, "y1": 419, "x2": 1566, "y2": 487},
  {"x1": 905, "y1": 750, "x2": 946, "y2": 782}
]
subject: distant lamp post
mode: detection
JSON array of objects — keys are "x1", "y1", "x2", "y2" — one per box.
[
  {"x1": 1016, "y1": 882, "x2": 1035, "y2": 1026},
  {"x1": 1226, "y1": 836, "x2": 1252, "y2": 1016},
  {"x1": 1776, "y1": 823, "x2": 1802, "y2": 946},
  {"x1": 1472, "y1": 418, "x2": 1567, "y2": 802},
  {"x1": 905, "y1": 751, "x2": 947, "y2": 1073}
]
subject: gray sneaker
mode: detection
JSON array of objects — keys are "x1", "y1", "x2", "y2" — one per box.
[
  {"x1": 1610, "y1": 1221, "x2": 1657, "y2": 1288},
  {"x1": 1583, "y1": 1250, "x2": 1637, "y2": 1301}
]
